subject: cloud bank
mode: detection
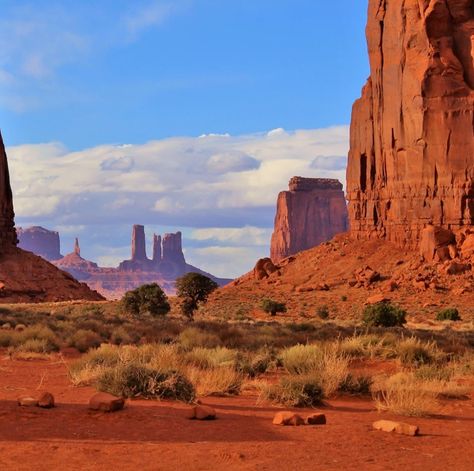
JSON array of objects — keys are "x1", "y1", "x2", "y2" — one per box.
[{"x1": 8, "y1": 126, "x2": 349, "y2": 277}]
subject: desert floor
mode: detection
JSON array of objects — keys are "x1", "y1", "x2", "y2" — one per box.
[{"x1": 0, "y1": 356, "x2": 473, "y2": 471}]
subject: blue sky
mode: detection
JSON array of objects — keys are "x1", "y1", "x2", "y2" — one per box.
[{"x1": 1, "y1": 0, "x2": 370, "y2": 277}]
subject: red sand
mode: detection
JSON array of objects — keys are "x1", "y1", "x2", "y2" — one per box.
[{"x1": 0, "y1": 357, "x2": 473, "y2": 471}]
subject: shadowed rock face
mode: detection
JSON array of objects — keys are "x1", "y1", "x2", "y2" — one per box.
[
  {"x1": 347, "y1": 0, "x2": 474, "y2": 248},
  {"x1": 270, "y1": 177, "x2": 349, "y2": 262},
  {"x1": 0, "y1": 132, "x2": 17, "y2": 251},
  {"x1": 17, "y1": 226, "x2": 62, "y2": 261}
]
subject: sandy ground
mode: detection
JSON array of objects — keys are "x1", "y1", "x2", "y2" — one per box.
[{"x1": 0, "y1": 357, "x2": 473, "y2": 471}]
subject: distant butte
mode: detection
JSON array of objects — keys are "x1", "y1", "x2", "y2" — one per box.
[{"x1": 270, "y1": 177, "x2": 348, "y2": 262}]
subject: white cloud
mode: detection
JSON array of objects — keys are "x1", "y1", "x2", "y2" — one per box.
[{"x1": 8, "y1": 125, "x2": 349, "y2": 278}]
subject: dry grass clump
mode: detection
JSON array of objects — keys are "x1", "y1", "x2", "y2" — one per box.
[
  {"x1": 186, "y1": 366, "x2": 242, "y2": 396},
  {"x1": 396, "y1": 337, "x2": 442, "y2": 367},
  {"x1": 259, "y1": 374, "x2": 323, "y2": 407},
  {"x1": 280, "y1": 344, "x2": 324, "y2": 375},
  {"x1": 336, "y1": 334, "x2": 398, "y2": 359},
  {"x1": 178, "y1": 327, "x2": 222, "y2": 350},
  {"x1": 185, "y1": 347, "x2": 238, "y2": 369}
]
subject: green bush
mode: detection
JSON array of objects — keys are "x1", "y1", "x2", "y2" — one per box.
[
  {"x1": 436, "y1": 308, "x2": 461, "y2": 322},
  {"x1": 122, "y1": 283, "x2": 170, "y2": 317},
  {"x1": 175, "y1": 273, "x2": 218, "y2": 319},
  {"x1": 362, "y1": 303, "x2": 407, "y2": 327},
  {"x1": 261, "y1": 374, "x2": 323, "y2": 407},
  {"x1": 261, "y1": 299, "x2": 287, "y2": 316},
  {"x1": 97, "y1": 363, "x2": 195, "y2": 402}
]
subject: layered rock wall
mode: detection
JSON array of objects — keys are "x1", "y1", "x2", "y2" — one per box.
[
  {"x1": 17, "y1": 226, "x2": 62, "y2": 261},
  {"x1": 270, "y1": 177, "x2": 349, "y2": 262},
  {"x1": 347, "y1": 0, "x2": 474, "y2": 248}
]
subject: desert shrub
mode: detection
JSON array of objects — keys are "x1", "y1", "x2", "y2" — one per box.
[
  {"x1": 175, "y1": 273, "x2": 218, "y2": 319},
  {"x1": 186, "y1": 366, "x2": 242, "y2": 396},
  {"x1": 260, "y1": 374, "x2": 323, "y2": 407},
  {"x1": 362, "y1": 303, "x2": 407, "y2": 327},
  {"x1": 15, "y1": 325, "x2": 60, "y2": 352},
  {"x1": 15, "y1": 338, "x2": 54, "y2": 354},
  {"x1": 280, "y1": 344, "x2": 323, "y2": 375},
  {"x1": 261, "y1": 299, "x2": 287, "y2": 317},
  {"x1": 97, "y1": 363, "x2": 195, "y2": 402},
  {"x1": 341, "y1": 295, "x2": 348, "y2": 302},
  {"x1": 110, "y1": 327, "x2": 132, "y2": 345},
  {"x1": 316, "y1": 305, "x2": 329, "y2": 320},
  {"x1": 414, "y1": 364, "x2": 453, "y2": 382},
  {"x1": 237, "y1": 351, "x2": 273, "y2": 378},
  {"x1": 339, "y1": 374, "x2": 372, "y2": 395},
  {"x1": 185, "y1": 347, "x2": 237, "y2": 369},
  {"x1": 69, "y1": 329, "x2": 103, "y2": 353},
  {"x1": 371, "y1": 372, "x2": 466, "y2": 416},
  {"x1": 122, "y1": 283, "x2": 170, "y2": 318},
  {"x1": 317, "y1": 348, "x2": 350, "y2": 397},
  {"x1": 0, "y1": 331, "x2": 14, "y2": 347},
  {"x1": 397, "y1": 338, "x2": 439, "y2": 367},
  {"x1": 178, "y1": 327, "x2": 222, "y2": 350},
  {"x1": 436, "y1": 308, "x2": 461, "y2": 322}
]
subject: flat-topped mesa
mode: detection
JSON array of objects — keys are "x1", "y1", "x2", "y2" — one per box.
[
  {"x1": 289, "y1": 177, "x2": 343, "y2": 192},
  {"x1": 17, "y1": 226, "x2": 62, "y2": 261},
  {"x1": 162, "y1": 231, "x2": 186, "y2": 266},
  {"x1": 0, "y1": 132, "x2": 17, "y2": 252},
  {"x1": 347, "y1": 0, "x2": 474, "y2": 249},
  {"x1": 270, "y1": 176, "x2": 349, "y2": 262}
]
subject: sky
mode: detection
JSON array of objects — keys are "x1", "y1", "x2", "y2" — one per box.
[{"x1": 1, "y1": 0, "x2": 369, "y2": 278}]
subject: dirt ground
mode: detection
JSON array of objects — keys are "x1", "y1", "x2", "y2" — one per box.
[{"x1": 0, "y1": 356, "x2": 473, "y2": 471}]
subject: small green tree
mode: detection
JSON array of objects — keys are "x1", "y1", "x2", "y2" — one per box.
[
  {"x1": 122, "y1": 283, "x2": 170, "y2": 317},
  {"x1": 261, "y1": 298, "x2": 287, "y2": 316},
  {"x1": 362, "y1": 302, "x2": 407, "y2": 327},
  {"x1": 175, "y1": 273, "x2": 218, "y2": 319}
]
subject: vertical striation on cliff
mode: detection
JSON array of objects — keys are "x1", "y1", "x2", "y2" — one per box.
[
  {"x1": 131, "y1": 224, "x2": 147, "y2": 262},
  {"x1": 270, "y1": 177, "x2": 349, "y2": 262},
  {"x1": 347, "y1": 0, "x2": 473, "y2": 248},
  {"x1": 0, "y1": 132, "x2": 17, "y2": 251}
]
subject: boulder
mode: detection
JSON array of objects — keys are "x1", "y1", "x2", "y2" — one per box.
[
  {"x1": 38, "y1": 392, "x2": 55, "y2": 408},
  {"x1": 17, "y1": 396, "x2": 39, "y2": 407},
  {"x1": 354, "y1": 266, "x2": 381, "y2": 286},
  {"x1": 305, "y1": 413, "x2": 326, "y2": 425},
  {"x1": 89, "y1": 392, "x2": 125, "y2": 412},
  {"x1": 188, "y1": 405, "x2": 216, "y2": 420},
  {"x1": 420, "y1": 226, "x2": 457, "y2": 262},
  {"x1": 366, "y1": 294, "x2": 390, "y2": 305},
  {"x1": 254, "y1": 258, "x2": 279, "y2": 280},
  {"x1": 272, "y1": 411, "x2": 305, "y2": 426},
  {"x1": 373, "y1": 420, "x2": 419, "y2": 437}
]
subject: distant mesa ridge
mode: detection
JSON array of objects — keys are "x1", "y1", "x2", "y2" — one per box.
[
  {"x1": 17, "y1": 226, "x2": 62, "y2": 261},
  {"x1": 19, "y1": 223, "x2": 231, "y2": 299},
  {"x1": 270, "y1": 176, "x2": 349, "y2": 262}
]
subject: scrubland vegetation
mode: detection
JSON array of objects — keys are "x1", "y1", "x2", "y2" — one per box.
[{"x1": 0, "y1": 299, "x2": 473, "y2": 418}]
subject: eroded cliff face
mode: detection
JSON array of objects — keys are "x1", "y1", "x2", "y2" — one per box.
[
  {"x1": 17, "y1": 226, "x2": 62, "y2": 261},
  {"x1": 0, "y1": 132, "x2": 17, "y2": 251},
  {"x1": 270, "y1": 177, "x2": 349, "y2": 262},
  {"x1": 347, "y1": 0, "x2": 474, "y2": 248}
]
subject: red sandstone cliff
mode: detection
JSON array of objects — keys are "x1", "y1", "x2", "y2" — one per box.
[
  {"x1": 270, "y1": 177, "x2": 348, "y2": 262},
  {"x1": 0, "y1": 132, "x2": 103, "y2": 302},
  {"x1": 347, "y1": 0, "x2": 473, "y2": 248},
  {"x1": 17, "y1": 226, "x2": 62, "y2": 261}
]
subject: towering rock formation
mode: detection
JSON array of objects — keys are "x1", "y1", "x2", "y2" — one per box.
[
  {"x1": 0, "y1": 132, "x2": 17, "y2": 251},
  {"x1": 54, "y1": 238, "x2": 99, "y2": 280},
  {"x1": 152, "y1": 233, "x2": 162, "y2": 264},
  {"x1": 0, "y1": 132, "x2": 102, "y2": 302},
  {"x1": 131, "y1": 224, "x2": 147, "y2": 262},
  {"x1": 162, "y1": 232, "x2": 186, "y2": 266},
  {"x1": 347, "y1": 0, "x2": 474, "y2": 248},
  {"x1": 270, "y1": 177, "x2": 349, "y2": 262},
  {"x1": 74, "y1": 237, "x2": 80, "y2": 256},
  {"x1": 17, "y1": 226, "x2": 62, "y2": 261}
]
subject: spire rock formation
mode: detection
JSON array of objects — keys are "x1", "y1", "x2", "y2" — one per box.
[
  {"x1": 74, "y1": 238, "x2": 81, "y2": 256},
  {"x1": 270, "y1": 177, "x2": 349, "y2": 262},
  {"x1": 346, "y1": 0, "x2": 474, "y2": 248},
  {"x1": 0, "y1": 132, "x2": 17, "y2": 251},
  {"x1": 131, "y1": 224, "x2": 147, "y2": 262}
]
